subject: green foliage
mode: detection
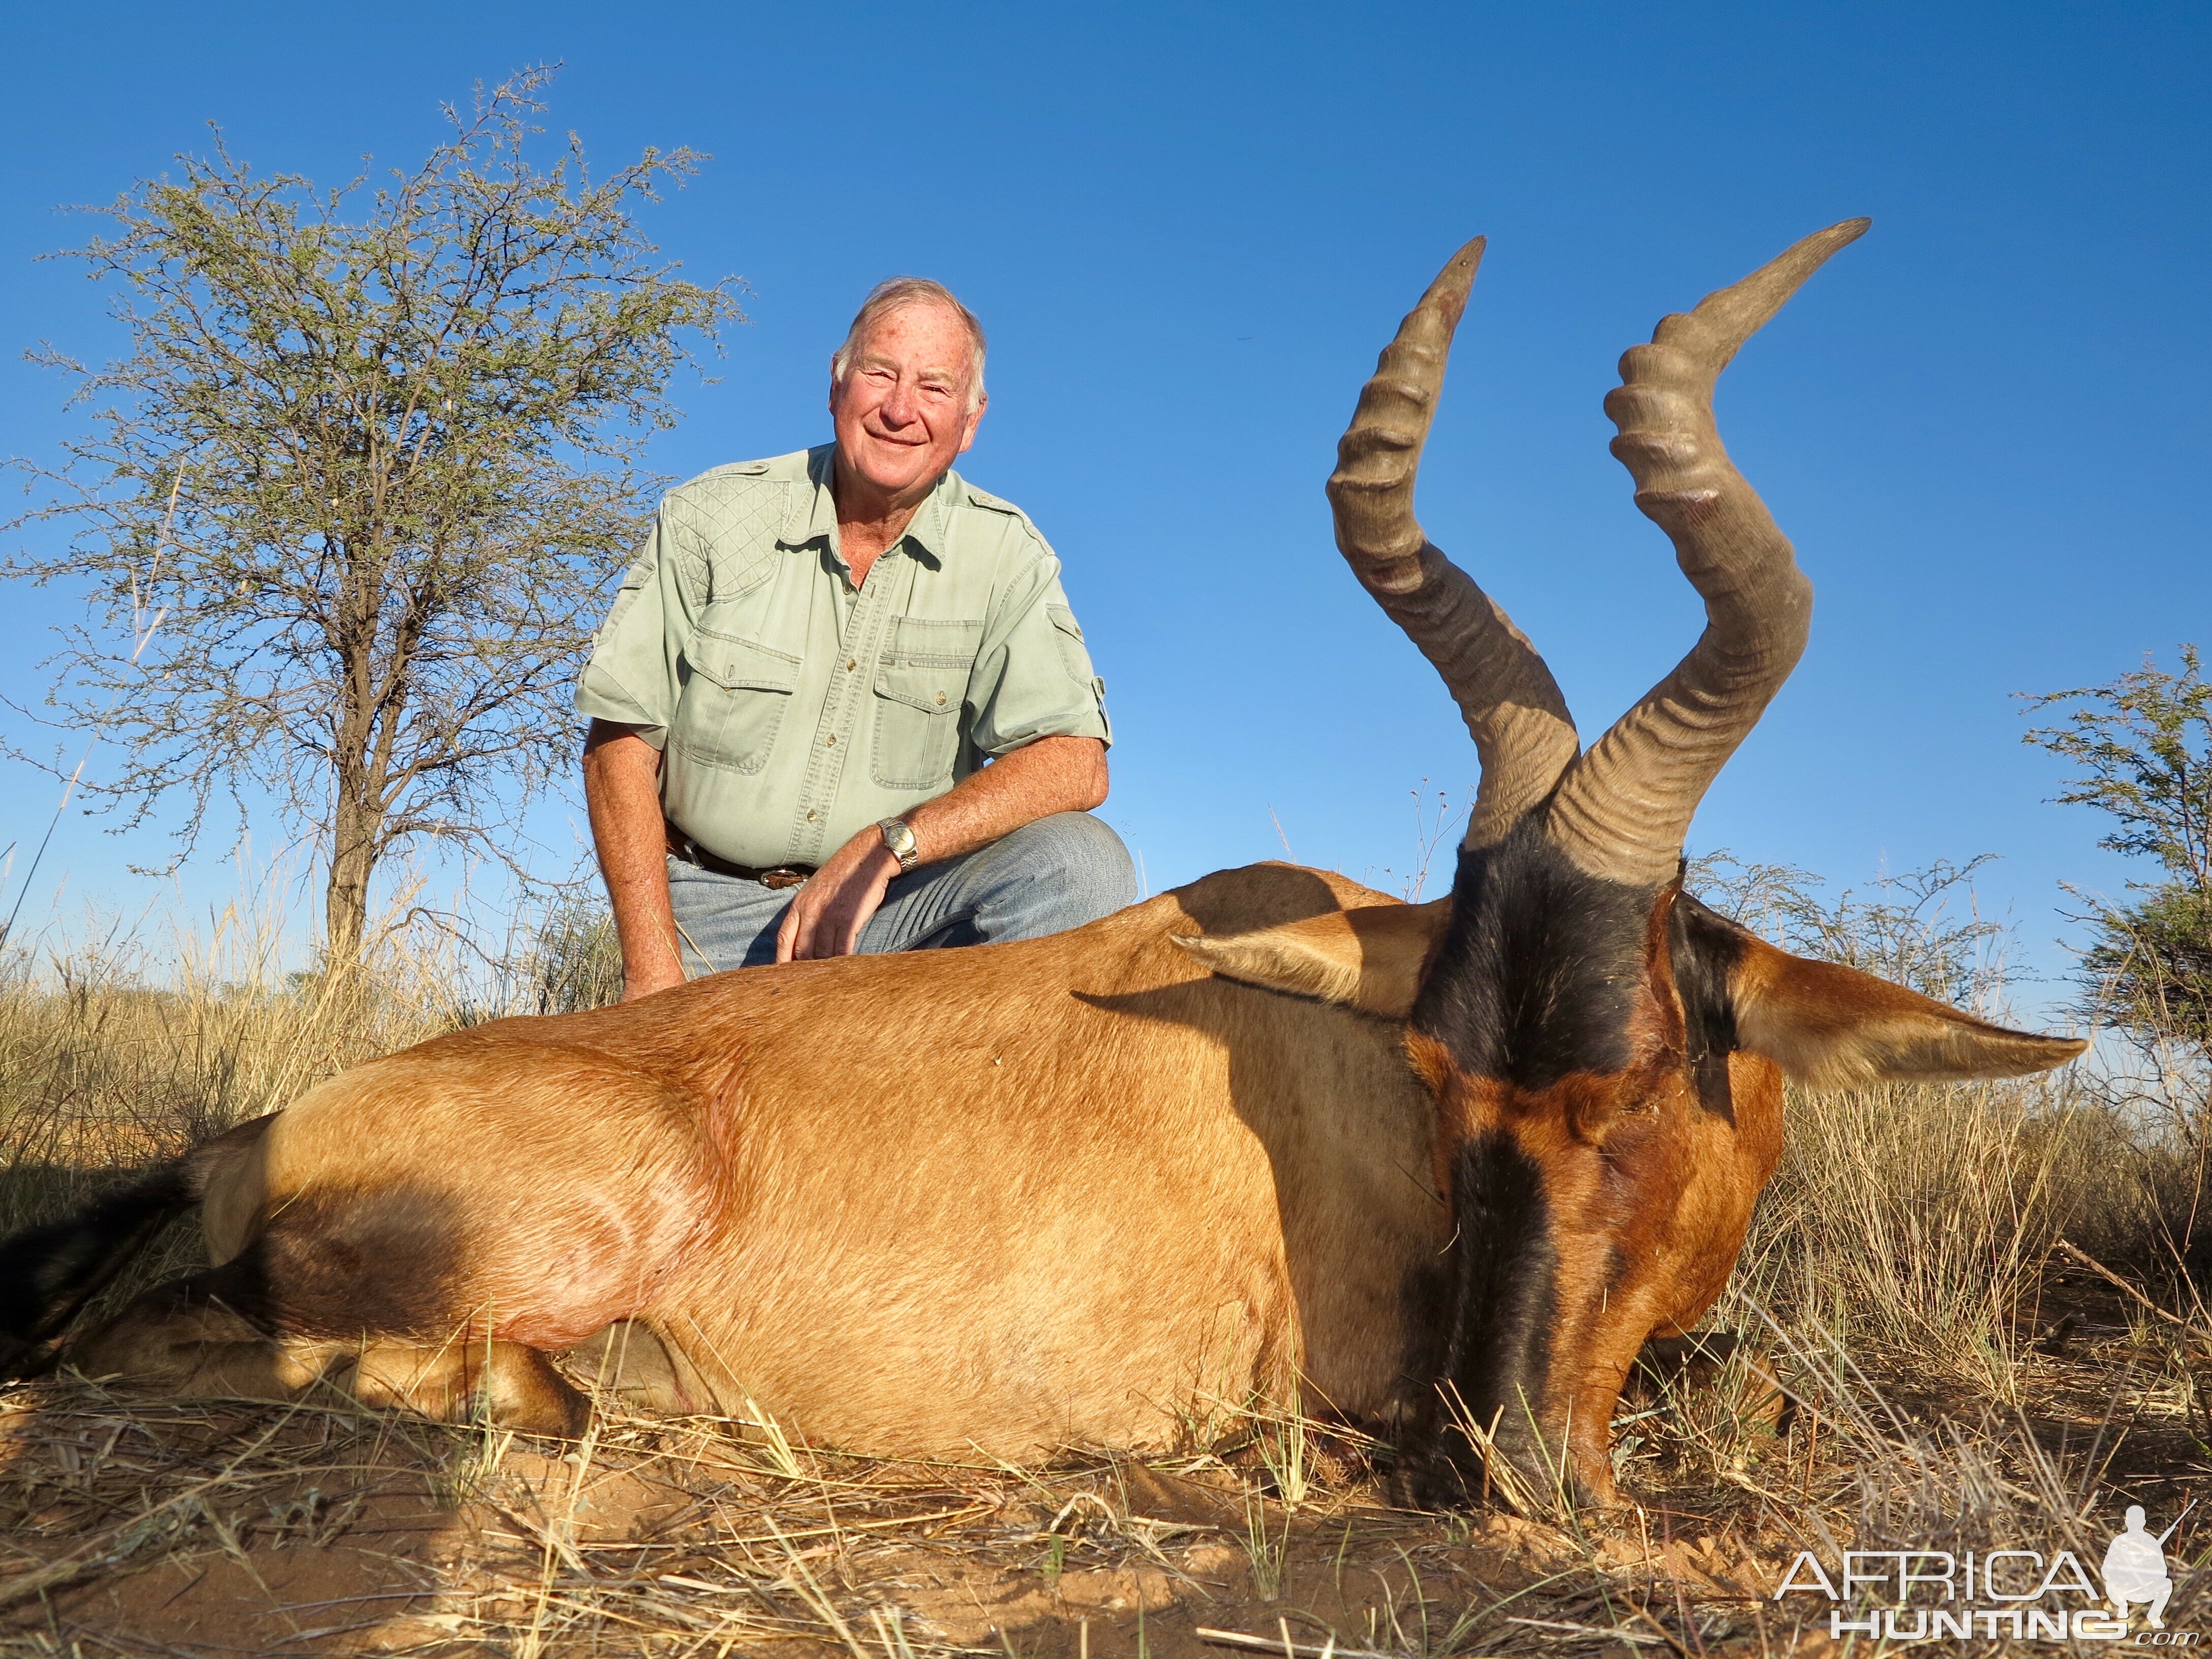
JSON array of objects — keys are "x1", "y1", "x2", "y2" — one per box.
[
  {"x1": 2024, "y1": 646, "x2": 2212, "y2": 1050},
  {"x1": 5, "y1": 68, "x2": 743, "y2": 962},
  {"x1": 510, "y1": 894, "x2": 624, "y2": 1016},
  {"x1": 1687, "y1": 851, "x2": 2011, "y2": 1012},
  {"x1": 2024, "y1": 644, "x2": 2211, "y2": 888},
  {"x1": 2074, "y1": 881, "x2": 2212, "y2": 1052}
]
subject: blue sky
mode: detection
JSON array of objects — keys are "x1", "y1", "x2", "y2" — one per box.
[{"x1": 0, "y1": 2, "x2": 2205, "y2": 1006}]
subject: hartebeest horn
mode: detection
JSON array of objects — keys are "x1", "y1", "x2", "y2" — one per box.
[
  {"x1": 1544, "y1": 219, "x2": 1871, "y2": 885},
  {"x1": 1327, "y1": 237, "x2": 1581, "y2": 850}
]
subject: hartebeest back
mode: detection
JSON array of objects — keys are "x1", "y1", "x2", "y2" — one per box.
[{"x1": 0, "y1": 222, "x2": 2084, "y2": 1506}]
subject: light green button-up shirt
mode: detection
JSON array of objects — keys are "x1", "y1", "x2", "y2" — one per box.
[{"x1": 575, "y1": 446, "x2": 1112, "y2": 871}]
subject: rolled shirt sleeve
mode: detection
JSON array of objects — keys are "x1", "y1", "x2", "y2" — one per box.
[
  {"x1": 967, "y1": 541, "x2": 1113, "y2": 757},
  {"x1": 573, "y1": 508, "x2": 697, "y2": 748}
]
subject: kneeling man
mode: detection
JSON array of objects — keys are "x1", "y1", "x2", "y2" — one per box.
[{"x1": 578, "y1": 278, "x2": 1134, "y2": 1000}]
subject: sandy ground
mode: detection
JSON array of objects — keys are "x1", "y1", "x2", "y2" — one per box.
[{"x1": 2, "y1": 1277, "x2": 2205, "y2": 1657}]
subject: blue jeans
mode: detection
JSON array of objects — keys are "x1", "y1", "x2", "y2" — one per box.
[{"x1": 666, "y1": 811, "x2": 1138, "y2": 975}]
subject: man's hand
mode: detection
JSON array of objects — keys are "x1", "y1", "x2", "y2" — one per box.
[
  {"x1": 775, "y1": 735, "x2": 1108, "y2": 963},
  {"x1": 777, "y1": 826, "x2": 902, "y2": 962}
]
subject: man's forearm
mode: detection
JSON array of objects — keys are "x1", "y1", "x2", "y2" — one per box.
[
  {"x1": 900, "y1": 735, "x2": 1109, "y2": 865},
  {"x1": 581, "y1": 720, "x2": 687, "y2": 997}
]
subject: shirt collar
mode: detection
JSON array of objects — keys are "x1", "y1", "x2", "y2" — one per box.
[
  {"x1": 779, "y1": 445, "x2": 841, "y2": 547},
  {"x1": 903, "y1": 472, "x2": 956, "y2": 565},
  {"x1": 779, "y1": 443, "x2": 955, "y2": 569}
]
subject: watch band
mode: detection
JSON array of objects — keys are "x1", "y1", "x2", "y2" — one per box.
[{"x1": 877, "y1": 817, "x2": 920, "y2": 874}]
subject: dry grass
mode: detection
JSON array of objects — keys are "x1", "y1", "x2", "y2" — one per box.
[
  {"x1": 4, "y1": 887, "x2": 2212, "y2": 1653},
  {"x1": 0, "y1": 1364, "x2": 1841, "y2": 1658},
  {"x1": 1739, "y1": 1077, "x2": 2095, "y2": 1398}
]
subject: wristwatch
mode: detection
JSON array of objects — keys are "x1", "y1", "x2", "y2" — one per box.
[{"x1": 877, "y1": 817, "x2": 920, "y2": 874}]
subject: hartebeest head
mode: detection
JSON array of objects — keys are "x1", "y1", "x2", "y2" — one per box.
[{"x1": 1184, "y1": 224, "x2": 2085, "y2": 1504}]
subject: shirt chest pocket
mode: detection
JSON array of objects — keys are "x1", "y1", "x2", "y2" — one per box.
[
  {"x1": 871, "y1": 618, "x2": 982, "y2": 790},
  {"x1": 676, "y1": 633, "x2": 802, "y2": 775}
]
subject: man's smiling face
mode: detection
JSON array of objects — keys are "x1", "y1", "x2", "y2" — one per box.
[{"x1": 829, "y1": 300, "x2": 987, "y2": 503}]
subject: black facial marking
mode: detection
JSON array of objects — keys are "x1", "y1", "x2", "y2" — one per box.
[
  {"x1": 1399, "y1": 1131, "x2": 1558, "y2": 1498},
  {"x1": 1670, "y1": 891, "x2": 1750, "y2": 1125},
  {"x1": 1410, "y1": 817, "x2": 1664, "y2": 1089},
  {"x1": 1444, "y1": 1131, "x2": 1558, "y2": 1408}
]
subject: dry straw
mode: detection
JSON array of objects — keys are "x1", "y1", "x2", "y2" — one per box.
[{"x1": 2, "y1": 863, "x2": 2209, "y2": 1652}]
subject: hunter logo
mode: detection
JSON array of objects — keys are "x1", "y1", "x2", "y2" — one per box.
[
  {"x1": 2105, "y1": 1506, "x2": 2180, "y2": 1629},
  {"x1": 1773, "y1": 1506, "x2": 2198, "y2": 1644}
]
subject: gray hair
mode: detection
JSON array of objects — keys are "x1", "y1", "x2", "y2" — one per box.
[{"x1": 831, "y1": 278, "x2": 988, "y2": 413}]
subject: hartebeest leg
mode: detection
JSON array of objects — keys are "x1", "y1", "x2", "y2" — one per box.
[
  {"x1": 345, "y1": 1338, "x2": 588, "y2": 1436},
  {"x1": 73, "y1": 1270, "x2": 336, "y2": 1401},
  {"x1": 71, "y1": 1266, "x2": 587, "y2": 1437},
  {"x1": 567, "y1": 1319, "x2": 710, "y2": 1417}
]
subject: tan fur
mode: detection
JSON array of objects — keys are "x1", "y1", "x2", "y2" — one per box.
[
  {"x1": 1169, "y1": 898, "x2": 1450, "y2": 1017},
  {"x1": 71, "y1": 858, "x2": 2081, "y2": 1488},
  {"x1": 1731, "y1": 937, "x2": 2088, "y2": 1088},
  {"x1": 238, "y1": 1043, "x2": 732, "y2": 1348},
  {"x1": 567, "y1": 1320, "x2": 714, "y2": 1416},
  {"x1": 113, "y1": 865, "x2": 1445, "y2": 1460}
]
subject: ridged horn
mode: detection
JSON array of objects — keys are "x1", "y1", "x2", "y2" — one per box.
[
  {"x1": 1327, "y1": 237, "x2": 1581, "y2": 850},
  {"x1": 1544, "y1": 219, "x2": 1870, "y2": 885}
]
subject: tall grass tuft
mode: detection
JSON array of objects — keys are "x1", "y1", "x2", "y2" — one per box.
[
  {"x1": 0, "y1": 923, "x2": 447, "y2": 1216},
  {"x1": 1740, "y1": 1076, "x2": 2099, "y2": 1397}
]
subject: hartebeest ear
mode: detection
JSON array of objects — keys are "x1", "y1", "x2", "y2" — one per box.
[
  {"x1": 1731, "y1": 936, "x2": 2088, "y2": 1089},
  {"x1": 1171, "y1": 900, "x2": 1451, "y2": 1020}
]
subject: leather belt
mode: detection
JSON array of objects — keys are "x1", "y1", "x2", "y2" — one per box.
[{"x1": 666, "y1": 827, "x2": 816, "y2": 891}]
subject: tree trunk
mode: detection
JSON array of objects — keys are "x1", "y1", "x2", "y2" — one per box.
[{"x1": 323, "y1": 789, "x2": 378, "y2": 975}]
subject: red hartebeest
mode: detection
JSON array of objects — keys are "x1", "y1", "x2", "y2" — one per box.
[{"x1": 0, "y1": 221, "x2": 2083, "y2": 1505}]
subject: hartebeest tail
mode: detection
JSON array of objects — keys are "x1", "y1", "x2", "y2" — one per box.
[{"x1": 0, "y1": 1163, "x2": 196, "y2": 1378}]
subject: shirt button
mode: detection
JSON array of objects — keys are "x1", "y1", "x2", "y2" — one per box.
[
  {"x1": 846, "y1": 658, "x2": 856, "y2": 671},
  {"x1": 935, "y1": 693, "x2": 947, "y2": 706},
  {"x1": 806, "y1": 809, "x2": 818, "y2": 821},
  {"x1": 825, "y1": 733, "x2": 837, "y2": 747}
]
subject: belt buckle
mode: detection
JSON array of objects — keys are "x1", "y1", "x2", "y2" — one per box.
[{"x1": 758, "y1": 866, "x2": 809, "y2": 892}]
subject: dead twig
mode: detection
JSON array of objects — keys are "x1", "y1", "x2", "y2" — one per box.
[
  {"x1": 2053, "y1": 1238, "x2": 2208, "y2": 1338},
  {"x1": 0, "y1": 1416, "x2": 293, "y2": 1609},
  {"x1": 1196, "y1": 1626, "x2": 1379, "y2": 1659}
]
